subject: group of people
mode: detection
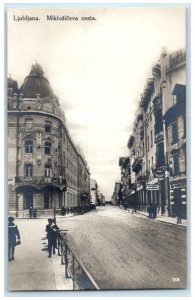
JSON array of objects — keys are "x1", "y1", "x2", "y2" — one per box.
[
  {"x1": 147, "y1": 203, "x2": 158, "y2": 219},
  {"x1": 45, "y1": 218, "x2": 59, "y2": 258},
  {"x1": 61, "y1": 205, "x2": 92, "y2": 216},
  {"x1": 8, "y1": 216, "x2": 60, "y2": 261}
]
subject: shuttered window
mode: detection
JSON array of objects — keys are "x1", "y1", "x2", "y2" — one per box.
[
  {"x1": 167, "y1": 125, "x2": 172, "y2": 146},
  {"x1": 178, "y1": 116, "x2": 184, "y2": 140},
  {"x1": 179, "y1": 150, "x2": 186, "y2": 173}
]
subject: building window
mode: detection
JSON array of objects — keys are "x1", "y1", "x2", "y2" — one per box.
[
  {"x1": 25, "y1": 139, "x2": 33, "y2": 153},
  {"x1": 45, "y1": 141, "x2": 51, "y2": 155},
  {"x1": 154, "y1": 110, "x2": 163, "y2": 134},
  {"x1": 25, "y1": 164, "x2": 33, "y2": 177},
  {"x1": 173, "y1": 154, "x2": 179, "y2": 176},
  {"x1": 25, "y1": 118, "x2": 33, "y2": 131},
  {"x1": 167, "y1": 125, "x2": 172, "y2": 146},
  {"x1": 156, "y1": 142, "x2": 165, "y2": 168},
  {"x1": 179, "y1": 150, "x2": 186, "y2": 173},
  {"x1": 45, "y1": 121, "x2": 51, "y2": 133},
  {"x1": 151, "y1": 156, "x2": 154, "y2": 169},
  {"x1": 172, "y1": 121, "x2": 178, "y2": 144},
  {"x1": 147, "y1": 136, "x2": 150, "y2": 152},
  {"x1": 151, "y1": 130, "x2": 153, "y2": 148},
  {"x1": 45, "y1": 164, "x2": 51, "y2": 178},
  {"x1": 178, "y1": 116, "x2": 184, "y2": 140},
  {"x1": 173, "y1": 94, "x2": 177, "y2": 105}
]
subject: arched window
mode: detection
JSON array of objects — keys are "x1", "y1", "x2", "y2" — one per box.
[
  {"x1": 45, "y1": 164, "x2": 51, "y2": 178},
  {"x1": 25, "y1": 139, "x2": 33, "y2": 153},
  {"x1": 25, "y1": 164, "x2": 33, "y2": 177},
  {"x1": 45, "y1": 141, "x2": 51, "y2": 155}
]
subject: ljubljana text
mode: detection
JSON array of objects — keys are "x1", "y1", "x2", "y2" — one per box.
[{"x1": 13, "y1": 15, "x2": 96, "y2": 22}]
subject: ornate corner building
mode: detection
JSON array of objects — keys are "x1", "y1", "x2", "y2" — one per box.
[
  {"x1": 8, "y1": 63, "x2": 90, "y2": 217},
  {"x1": 125, "y1": 48, "x2": 186, "y2": 218}
]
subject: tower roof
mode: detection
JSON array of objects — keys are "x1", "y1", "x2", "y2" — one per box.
[
  {"x1": 20, "y1": 63, "x2": 54, "y2": 99},
  {"x1": 8, "y1": 76, "x2": 19, "y2": 94}
]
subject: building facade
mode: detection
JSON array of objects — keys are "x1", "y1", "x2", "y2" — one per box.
[
  {"x1": 8, "y1": 63, "x2": 90, "y2": 217},
  {"x1": 125, "y1": 48, "x2": 186, "y2": 217}
]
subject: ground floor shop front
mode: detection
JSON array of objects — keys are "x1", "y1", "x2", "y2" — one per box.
[
  {"x1": 124, "y1": 176, "x2": 187, "y2": 219},
  {"x1": 8, "y1": 182, "x2": 90, "y2": 218}
]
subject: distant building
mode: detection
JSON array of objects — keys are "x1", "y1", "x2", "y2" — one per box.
[
  {"x1": 90, "y1": 178, "x2": 98, "y2": 209},
  {"x1": 97, "y1": 191, "x2": 105, "y2": 206},
  {"x1": 8, "y1": 63, "x2": 90, "y2": 217}
]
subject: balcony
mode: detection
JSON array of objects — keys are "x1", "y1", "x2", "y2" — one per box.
[
  {"x1": 127, "y1": 135, "x2": 135, "y2": 149},
  {"x1": 137, "y1": 113, "x2": 143, "y2": 122},
  {"x1": 132, "y1": 156, "x2": 143, "y2": 172},
  {"x1": 140, "y1": 126, "x2": 144, "y2": 140},
  {"x1": 152, "y1": 63, "x2": 161, "y2": 79},
  {"x1": 153, "y1": 96, "x2": 162, "y2": 113},
  {"x1": 155, "y1": 131, "x2": 164, "y2": 144},
  {"x1": 15, "y1": 176, "x2": 67, "y2": 190}
]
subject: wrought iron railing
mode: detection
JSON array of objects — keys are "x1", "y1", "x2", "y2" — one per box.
[
  {"x1": 15, "y1": 176, "x2": 66, "y2": 185},
  {"x1": 57, "y1": 231, "x2": 100, "y2": 291}
]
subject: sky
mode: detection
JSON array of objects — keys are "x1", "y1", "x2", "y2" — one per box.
[{"x1": 7, "y1": 6, "x2": 186, "y2": 200}]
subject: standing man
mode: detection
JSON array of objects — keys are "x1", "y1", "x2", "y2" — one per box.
[
  {"x1": 46, "y1": 219, "x2": 59, "y2": 258},
  {"x1": 8, "y1": 216, "x2": 20, "y2": 261},
  {"x1": 29, "y1": 206, "x2": 33, "y2": 219}
]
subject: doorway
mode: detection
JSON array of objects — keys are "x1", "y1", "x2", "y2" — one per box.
[
  {"x1": 25, "y1": 193, "x2": 33, "y2": 209},
  {"x1": 44, "y1": 193, "x2": 50, "y2": 209}
]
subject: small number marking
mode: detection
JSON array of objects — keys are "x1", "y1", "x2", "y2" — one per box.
[{"x1": 172, "y1": 277, "x2": 180, "y2": 282}]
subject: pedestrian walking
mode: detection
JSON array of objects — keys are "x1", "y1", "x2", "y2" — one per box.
[
  {"x1": 29, "y1": 206, "x2": 33, "y2": 219},
  {"x1": 8, "y1": 216, "x2": 20, "y2": 261},
  {"x1": 46, "y1": 218, "x2": 59, "y2": 258},
  {"x1": 148, "y1": 204, "x2": 153, "y2": 218},
  {"x1": 152, "y1": 203, "x2": 157, "y2": 219},
  {"x1": 61, "y1": 206, "x2": 65, "y2": 216},
  {"x1": 175, "y1": 200, "x2": 183, "y2": 224}
]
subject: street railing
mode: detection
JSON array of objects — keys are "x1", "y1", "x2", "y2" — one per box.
[{"x1": 57, "y1": 231, "x2": 100, "y2": 291}]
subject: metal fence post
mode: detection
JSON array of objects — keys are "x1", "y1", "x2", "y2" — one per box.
[
  {"x1": 57, "y1": 236, "x2": 60, "y2": 256},
  {"x1": 61, "y1": 240, "x2": 63, "y2": 265},
  {"x1": 72, "y1": 254, "x2": 75, "y2": 290},
  {"x1": 65, "y1": 245, "x2": 68, "y2": 278}
]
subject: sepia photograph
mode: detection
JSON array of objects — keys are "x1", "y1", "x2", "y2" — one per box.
[{"x1": 6, "y1": 3, "x2": 188, "y2": 294}]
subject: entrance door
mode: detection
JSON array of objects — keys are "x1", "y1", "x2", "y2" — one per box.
[
  {"x1": 44, "y1": 194, "x2": 50, "y2": 209},
  {"x1": 25, "y1": 193, "x2": 33, "y2": 209}
]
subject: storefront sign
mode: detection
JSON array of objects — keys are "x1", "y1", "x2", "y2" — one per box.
[
  {"x1": 170, "y1": 181, "x2": 186, "y2": 189},
  {"x1": 154, "y1": 169, "x2": 165, "y2": 178},
  {"x1": 146, "y1": 184, "x2": 159, "y2": 190},
  {"x1": 147, "y1": 177, "x2": 159, "y2": 185}
]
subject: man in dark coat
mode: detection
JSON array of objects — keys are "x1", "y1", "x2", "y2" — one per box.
[
  {"x1": 8, "y1": 216, "x2": 20, "y2": 261},
  {"x1": 46, "y1": 218, "x2": 59, "y2": 258},
  {"x1": 29, "y1": 206, "x2": 33, "y2": 219}
]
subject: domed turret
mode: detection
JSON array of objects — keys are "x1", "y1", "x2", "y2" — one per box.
[
  {"x1": 20, "y1": 63, "x2": 54, "y2": 99},
  {"x1": 30, "y1": 63, "x2": 44, "y2": 76},
  {"x1": 8, "y1": 76, "x2": 19, "y2": 94}
]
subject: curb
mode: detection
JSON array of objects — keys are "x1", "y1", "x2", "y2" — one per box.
[{"x1": 136, "y1": 212, "x2": 187, "y2": 228}]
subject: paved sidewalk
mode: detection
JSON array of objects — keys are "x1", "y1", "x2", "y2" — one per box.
[
  {"x1": 8, "y1": 219, "x2": 73, "y2": 291},
  {"x1": 128, "y1": 209, "x2": 187, "y2": 228}
]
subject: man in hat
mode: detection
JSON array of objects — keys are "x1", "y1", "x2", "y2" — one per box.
[
  {"x1": 8, "y1": 216, "x2": 20, "y2": 261},
  {"x1": 45, "y1": 218, "x2": 59, "y2": 258}
]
